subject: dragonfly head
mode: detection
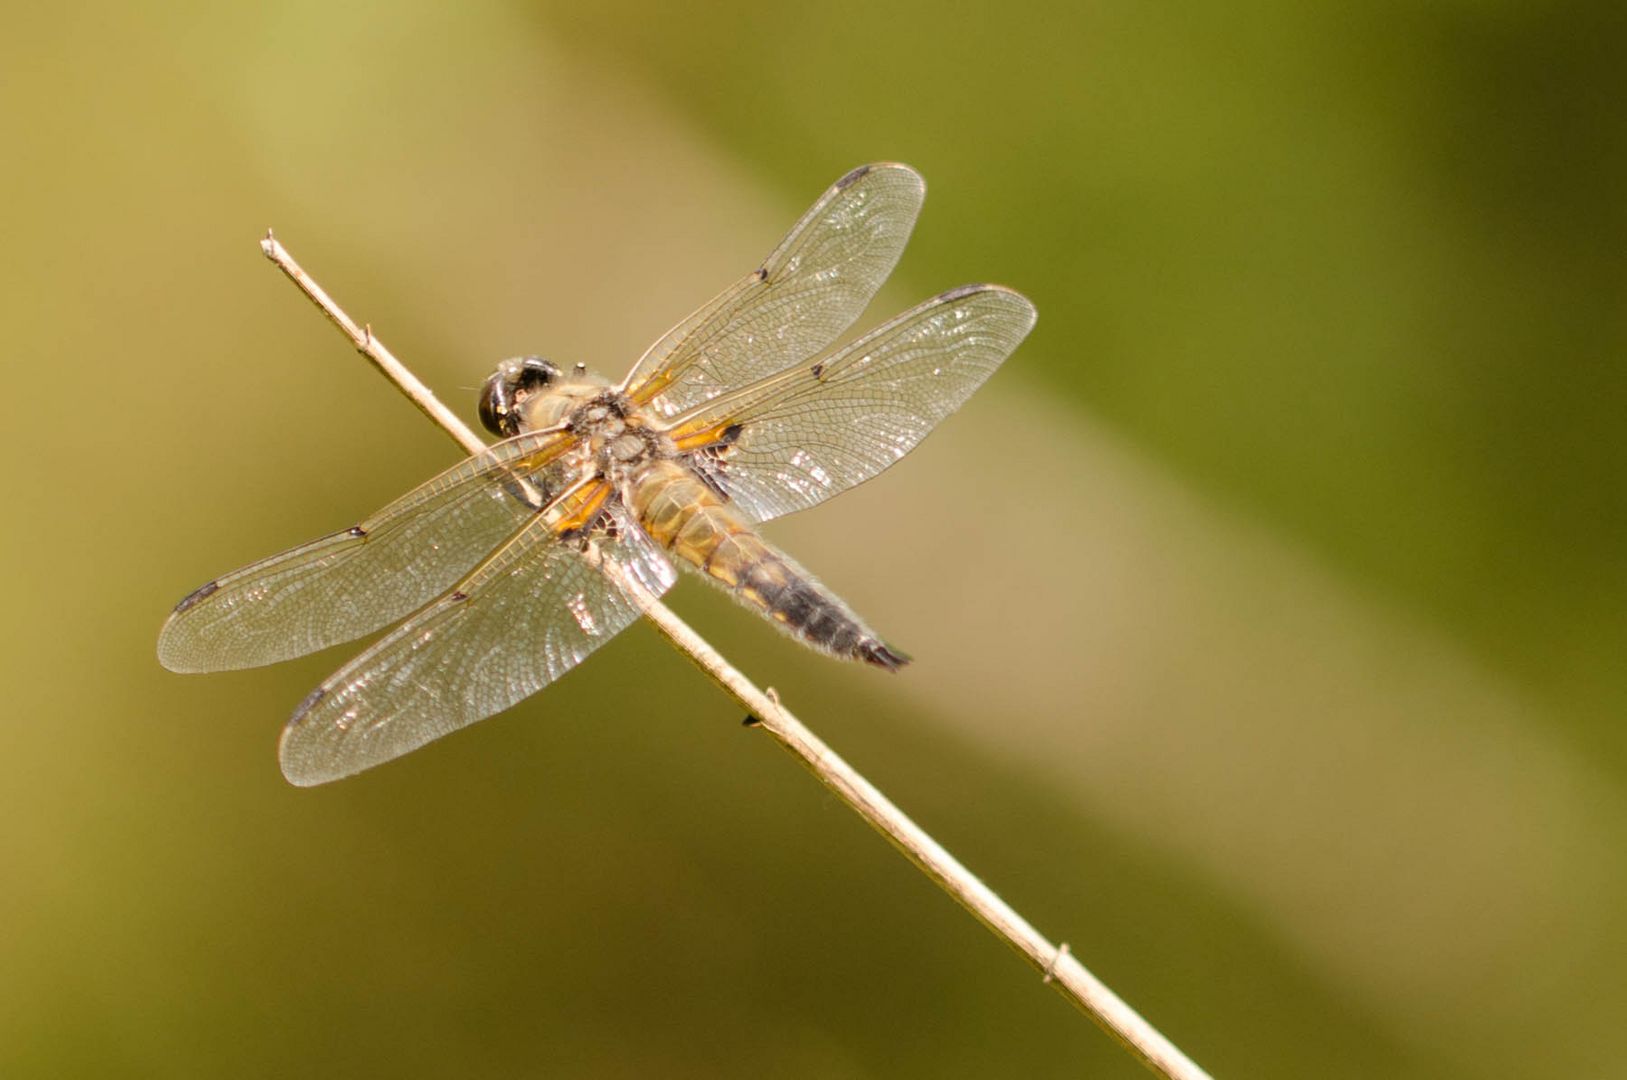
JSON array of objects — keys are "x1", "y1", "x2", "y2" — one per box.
[{"x1": 479, "y1": 356, "x2": 563, "y2": 437}]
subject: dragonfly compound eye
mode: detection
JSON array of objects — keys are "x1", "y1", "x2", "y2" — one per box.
[
  {"x1": 477, "y1": 369, "x2": 512, "y2": 437},
  {"x1": 518, "y1": 356, "x2": 560, "y2": 388}
]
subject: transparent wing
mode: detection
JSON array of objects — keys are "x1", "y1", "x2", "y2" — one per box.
[
  {"x1": 620, "y1": 163, "x2": 926, "y2": 419},
  {"x1": 278, "y1": 485, "x2": 675, "y2": 786},
  {"x1": 664, "y1": 285, "x2": 1036, "y2": 524},
  {"x1": 157, "y1": 429, "x2": 576, "y2": 673}
]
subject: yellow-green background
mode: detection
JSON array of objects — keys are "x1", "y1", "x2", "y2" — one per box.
[{"x1": 5, "y1": 2, "x2": 1624, "y2": 1076}]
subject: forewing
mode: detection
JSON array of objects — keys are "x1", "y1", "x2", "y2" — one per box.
[
  {"x1": 157, "y1": 429, "x2": 575, "y2": 673},
  {"x1": 666, "y1": 286, "x2": 1036, "y2": 524},
  {"x1": 621, "y1": 163, "x2": 925, "y2": 418},
  {"x1": 277, "y1": 487, "x2": 675, "y2": 786}
]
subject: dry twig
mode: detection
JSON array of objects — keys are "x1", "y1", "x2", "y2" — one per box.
[{"x1": 260, "y1": 231, "x2": 1213, "y2": 1080}]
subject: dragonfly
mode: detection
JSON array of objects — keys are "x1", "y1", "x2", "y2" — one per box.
[{"x1": 158, "y1": 163, "x2": 1037, "y2": 786}]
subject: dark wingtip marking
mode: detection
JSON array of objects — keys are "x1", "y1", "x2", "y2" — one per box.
[
  {"x1": 754, "y1": 266, "x2": 769, "y2": 282},
  {"x1": 860, "y1": 641, "x2": 911, "y2": 672},
  {"x1": 938, "y1": 283, "x2": 988, "y2": 303},
  {"x1": 835, "y1": 164, "x2": 872, "y2": 190},
  {"x1": 347, "y1": 525, "x2": 368, "y2": 538},
  {"x1": 173, "y1": 579, "x2": 220, "y2": 613},
  {"x1": 449, "y1": 589, "x2": 470, "y2": 602},
  {"x1": 742, "y1": 713, "x2": 763, "y2": 728},
  {"x1": 810, "y1": 362, "x2": 824, "y2": 379},
  {"x1": 291, "y1": 685, "x2": 328, "y2": 723}
]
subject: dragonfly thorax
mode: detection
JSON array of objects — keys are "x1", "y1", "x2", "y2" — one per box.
[
  {"x1": 570, "y1": 393, "x2": 674, "y2": 477},
  {"x1": 479, "y1": 356, "x2": 615, "y2": 437},
  {"x1": 481, "y1": 357, "x2": 674, "y2": 482}
]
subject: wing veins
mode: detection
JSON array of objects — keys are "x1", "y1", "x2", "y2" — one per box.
[
  {"x1": 278, "y1": 481, "x2": 675, "y2": 786},
  {"x1": 660, "y1": 285, "x2": 1037, "y2": 524},
  {"x1": 619, "y1": 163, "x2": 926, "y2": 418}
]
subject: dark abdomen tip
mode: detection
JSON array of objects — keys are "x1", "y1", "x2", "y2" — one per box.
[{"x1": 858, "y1": 640, "x2": 910, "y2": 672}]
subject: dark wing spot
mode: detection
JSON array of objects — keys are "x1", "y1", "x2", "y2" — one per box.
[
  {"x1": 937, "y1": 284, "x2": 987, "y2": 303},
  {"x1": 290, "y1": 685, "x2": 328, "y2": 722},
  {"x1": 449, "y1": 589, "x2": 470, "y2": 602},
  {"x1": 835, "y1": 164, "x2": 872, "y2": 190},
  {"x1": 347, "y1": 525, "x2": 368, "y2": 539},
  {"x1": 810, "y1": 362, "x2": 824, "y2": 379},
  {"x1": 173, "y1": 580, "x2": 219, "y2": 613},
  {"x1": 754, "y1": 266, "x2": 769, "y2": 282},
  {"x1": 719, "y1": 423, "x2": 743, "y2": 446}
]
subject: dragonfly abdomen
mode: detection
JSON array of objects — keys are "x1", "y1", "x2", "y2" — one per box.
[{"x1": 629, "y1": 462, "x2": 907, "y2": 670}]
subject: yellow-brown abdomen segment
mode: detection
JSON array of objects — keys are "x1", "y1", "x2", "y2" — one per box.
[{"x1": 628, "y1": 461, "x2": 907, "y2": 670}]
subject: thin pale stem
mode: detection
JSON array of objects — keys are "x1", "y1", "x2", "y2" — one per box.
[{"x1": 259, "y1": 232, "x2": 1213, "y2": 1080}]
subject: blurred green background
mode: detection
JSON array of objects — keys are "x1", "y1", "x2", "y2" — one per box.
[{"x1": 4, "y1": 1, "x2": 1624, "y2": 1076}]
